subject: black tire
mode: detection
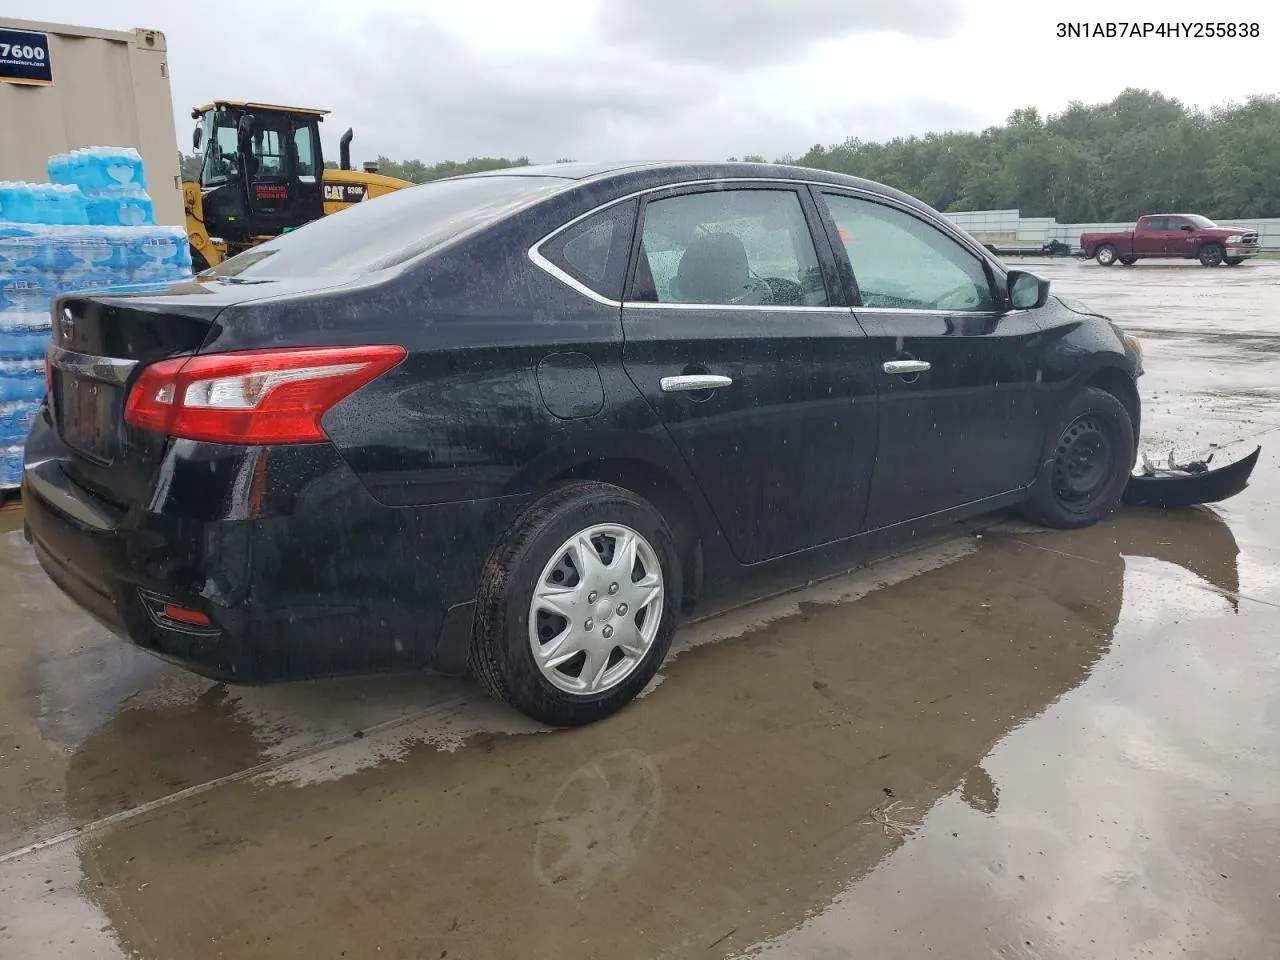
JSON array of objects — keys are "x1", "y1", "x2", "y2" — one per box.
[
  {"x1": 1095, "y1": 244, "x2": 1118, "y2": 266},
  {"x1": 1198, "y1": 243, "x2": 1225, "y2": 267},
  {"x1": 1021, "y1": 387, "x2": 1136, "y2": 530},
  {"x1": 1119, "y1": 256, "x2": 1137, "y2": 266},
  {"x1": 1224, "y1": 257, "x2": 1244, "y2": 266},
  {"x1": 469, "y1": 481, "x2": 680, "y2": 727},
  {"x1": 190, "y1": 247, "x2": 210, "y2": 274}
]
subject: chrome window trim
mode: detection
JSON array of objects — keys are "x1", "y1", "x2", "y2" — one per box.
[
  {"x1": 528, "y1": 176, "x2": 1005, "y2": 311},
  {"x1": 49, "y1": 347, "x2": 137, "y2": 386},
  {"x1": 852, "y1": 306, "x2": 1003, "y2": 317},
  {"x1": 528, "y1": 244, "x2": 619, "y2": 307},
  {"x1": 626, "y1": 301, "x2": 844, "y2": 313}
]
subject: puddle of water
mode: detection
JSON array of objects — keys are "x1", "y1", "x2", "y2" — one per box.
[
  {"x1": 52, "y1": 511, "x2": 1247, "y2": 960},
  {"x1": 739, "y1": 557, "x2": 1280, "y2": 960}
]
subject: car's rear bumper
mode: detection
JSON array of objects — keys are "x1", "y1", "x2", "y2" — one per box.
[{"x1": 22, "y1": 414, "x2": 530, "y2": 683}]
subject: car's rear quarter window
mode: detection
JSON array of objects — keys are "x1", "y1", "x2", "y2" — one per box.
[{"x1": 538, "y1": 199, "x2": 638, "y2": 301}]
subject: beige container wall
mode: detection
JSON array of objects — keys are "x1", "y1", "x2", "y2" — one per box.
[{"x1": 0, "y1": 18, "x2": 182, "y2": 227}]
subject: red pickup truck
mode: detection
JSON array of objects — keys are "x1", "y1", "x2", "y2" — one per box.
[{"x1": 1080, "y1": 214, "x2": 1260, "y2": 267}]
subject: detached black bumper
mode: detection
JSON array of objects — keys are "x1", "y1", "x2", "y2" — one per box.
[{"x1": 1124, "y1": 446, "x2": 1261, "y2": 509}]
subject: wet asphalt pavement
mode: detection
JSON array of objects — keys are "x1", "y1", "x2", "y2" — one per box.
[{"x1": 2, "y1": 258, "x2": 1280, "y2": 959}]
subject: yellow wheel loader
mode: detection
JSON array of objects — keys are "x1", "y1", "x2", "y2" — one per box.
[{"x1": 184, "y1": 101, "x2": 413, "y2": 270}]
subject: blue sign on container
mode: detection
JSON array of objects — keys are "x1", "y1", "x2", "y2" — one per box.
[{"x1": 0, "y1": 28, "x2": 53, "y2": 86}]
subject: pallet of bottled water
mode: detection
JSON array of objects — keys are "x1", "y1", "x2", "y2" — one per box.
[{"x1": 0, "y1": 147, "x2": 194, "y2": 489}]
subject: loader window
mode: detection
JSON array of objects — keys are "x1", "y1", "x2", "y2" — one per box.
[
  {"x1": 253, "y1": 129, "x2": 285, "y2": 177},
  {"x1": 293, "y1": 125, "x2": 318, "y2": 182},
  {"x1": 201, "y1": 113, "x2": 241, "y2": 186}
]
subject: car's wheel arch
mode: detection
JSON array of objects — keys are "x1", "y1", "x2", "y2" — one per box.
[
  {"x1": 1069, "y1": 362, "x2": 1141, "y2": 456},
  {"x1": 1197, "y1": 240, "x2": 1225, "y2": 262},
  {"x1": 502, "y1": 435, "x2": 714, "y2": 615}
]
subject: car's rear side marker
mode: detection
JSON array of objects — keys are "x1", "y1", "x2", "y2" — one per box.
[
  {"x1": 161, "y1": 603, "x2": 211, "y2": 626},
  {"x1": 124, "y1": 345, "x2": 406, "y2": 445}
]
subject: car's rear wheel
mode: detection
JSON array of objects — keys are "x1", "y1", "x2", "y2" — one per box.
[
  {"x1": 470, "y1": 481, "x2": 679, "y2": 727},
  {"x1": 1224, "y1": 257, "x2": 1244, "y2": 266},
  {"x1": 1095, "y1": 244, "x2": 1118, "y2": 266},
  {"x1": 1199, "y1": 243, "x2": 1225, "y2": 267},
  {"x1": 1021, "y1": 387, "x2": 1136, "y2": 530},
  {"x1": 1119, "y1": 256, "x2": 1137, "y2": 266}
]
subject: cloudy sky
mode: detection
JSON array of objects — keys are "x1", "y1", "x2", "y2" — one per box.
[{"x1": 25, "y1": 0, "x2": 1280, "y2": 166}]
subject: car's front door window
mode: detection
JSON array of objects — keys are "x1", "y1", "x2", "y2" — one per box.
[
  {"x1": 822, "y1": 194, "x2": 994, "y2": 312},
  {"x1": 632, "y1": 189, "x2": 828, "y2": 307}
]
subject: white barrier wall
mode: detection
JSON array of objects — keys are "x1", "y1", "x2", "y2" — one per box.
[{"x1": 944, "y1": 209, "x2": 1280, "y2": 251}]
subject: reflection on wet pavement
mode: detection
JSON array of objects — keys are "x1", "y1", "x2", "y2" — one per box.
[{"x1": 1, "y1": 261, "x2": 1279, "y2": 959}]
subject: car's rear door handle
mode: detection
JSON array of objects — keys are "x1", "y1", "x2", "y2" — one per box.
[
  {"x1": 882, "y1": 360, "x2": 931, "y2": 375},
  {"x1": 660, "y1": 374, "x2": 734, "y2": 393}
]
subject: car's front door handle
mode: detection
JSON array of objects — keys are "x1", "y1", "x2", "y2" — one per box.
[
  {"x1": 882, "y1": 360, "x2": 931, "y2": 376},
  {"x1": 660, "y1": 374, "x2": 734, "y2": 393}
]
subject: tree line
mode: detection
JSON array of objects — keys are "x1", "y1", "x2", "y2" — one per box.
[{"x1": 178, "y1": 89, "x2": 1280, "y2": 222}]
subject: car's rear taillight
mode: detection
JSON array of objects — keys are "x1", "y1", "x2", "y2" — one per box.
[{"x1": 124, "y1": 345, "x2": 405, "y2": 444}]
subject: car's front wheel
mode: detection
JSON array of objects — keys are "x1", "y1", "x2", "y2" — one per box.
[
  {"x1": 1199, "y1": 243, "x2": 1225, "y2": 267},
  {"x1": 470, "y1": 481, "x2": 679, "y2": 726},
  {"x1": 1224, "y1": 257, "x2": 1244, "y2": 266},
  {"x1": 1021, "y1": 387, "x2": 1136, "y2": 530}
]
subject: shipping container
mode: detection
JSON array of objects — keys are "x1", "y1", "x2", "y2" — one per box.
[{"x1": 0, "y1": 17, "x2": 182, "y2": 227}]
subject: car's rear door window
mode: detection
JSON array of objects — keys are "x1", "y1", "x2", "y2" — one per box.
[
  {"x1": 821, "y1": 193, "x2": 994, "y2": 312},
  {"x1": 629, "y1": 189, "x2": 828, "y2": 307}
]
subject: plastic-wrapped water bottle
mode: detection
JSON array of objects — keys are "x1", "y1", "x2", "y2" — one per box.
[
  {"x1": 0, "y1": 226, "x2": 40, "y2": 269},
  {"x1": 62, "y1": 227, "x2": 115, "y2": 271},
  {"x1": 47, "y1": 152, "x2": 71, "y2": 185},
  {"x1": 0, "y1": 272, "x2": 54, "y2": 314},
  {"x1": 102, "y1": 226, "x2": 139, "y2": 273},
  {"x1": 0, "y1": 400, "x2": 40, "y2": 446},
  {"x1": 56, "y1": 185, "x2": 89, "y2": 225},
  {"x1": 5, "y1": 225, "x2": 67, "y2": 272},
  {"x1": 0, "y1": 358, "x2": 45, "y2": 402},
  {"x1": 28, "y1": 185, "x2": 80, "y2": 225},
  {"x1": 139, "y1": 227, "x2": 189, "y2": 268},
  {"x1": 0, "y1": 182, "x2": 36, "y2": 224},
  {"x1": 73, "y1": 147, "x2": 148, "y2": 192},
  {"x1": 0, "y1": 308, "x2": 51, "y2": 359},
  {"x1": 0, "y1": 447, "x2": 23, "y2": 488},
  {"x1": 58, "y1": 267, "x2": 124, "y2": 298},
  {"x1": 85, "y1": 187, "x2": 156, "y2": 227},
  {"x1": 127, "y1": 259, "x2": 181, "y2": 287}
]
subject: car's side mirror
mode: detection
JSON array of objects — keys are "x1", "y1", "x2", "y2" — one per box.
[
  {"x1": 1008, "y1": 270, "x2": 1050, "y2": 310},
  {"x1": 192, "y1": 126, "x2": 202, "y2": 151}
]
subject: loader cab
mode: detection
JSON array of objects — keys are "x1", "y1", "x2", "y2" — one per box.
[{"x1": 192, "y1": 101, "x2": 327, "y2": 251}]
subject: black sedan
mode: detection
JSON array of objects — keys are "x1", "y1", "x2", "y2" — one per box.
[{"x1": 22, "y1": 161, "x2": 1144, "y2": 726}]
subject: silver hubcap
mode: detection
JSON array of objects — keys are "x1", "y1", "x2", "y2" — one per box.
[
  {"x1": 529, "y1": 524, "x2": 664, "y2": 695},
  {"x1": 1099, "y1": 248, "x2": 1114, "y2": 264}
]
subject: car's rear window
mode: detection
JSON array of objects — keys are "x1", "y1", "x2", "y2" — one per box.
[{"x1": 206, "y1": 175, "x2": 571, "y2": 279}]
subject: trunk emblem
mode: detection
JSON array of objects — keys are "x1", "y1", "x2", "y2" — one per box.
[{"x1": 59, "y1": 308, "x2": 75, "y2": 342}]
